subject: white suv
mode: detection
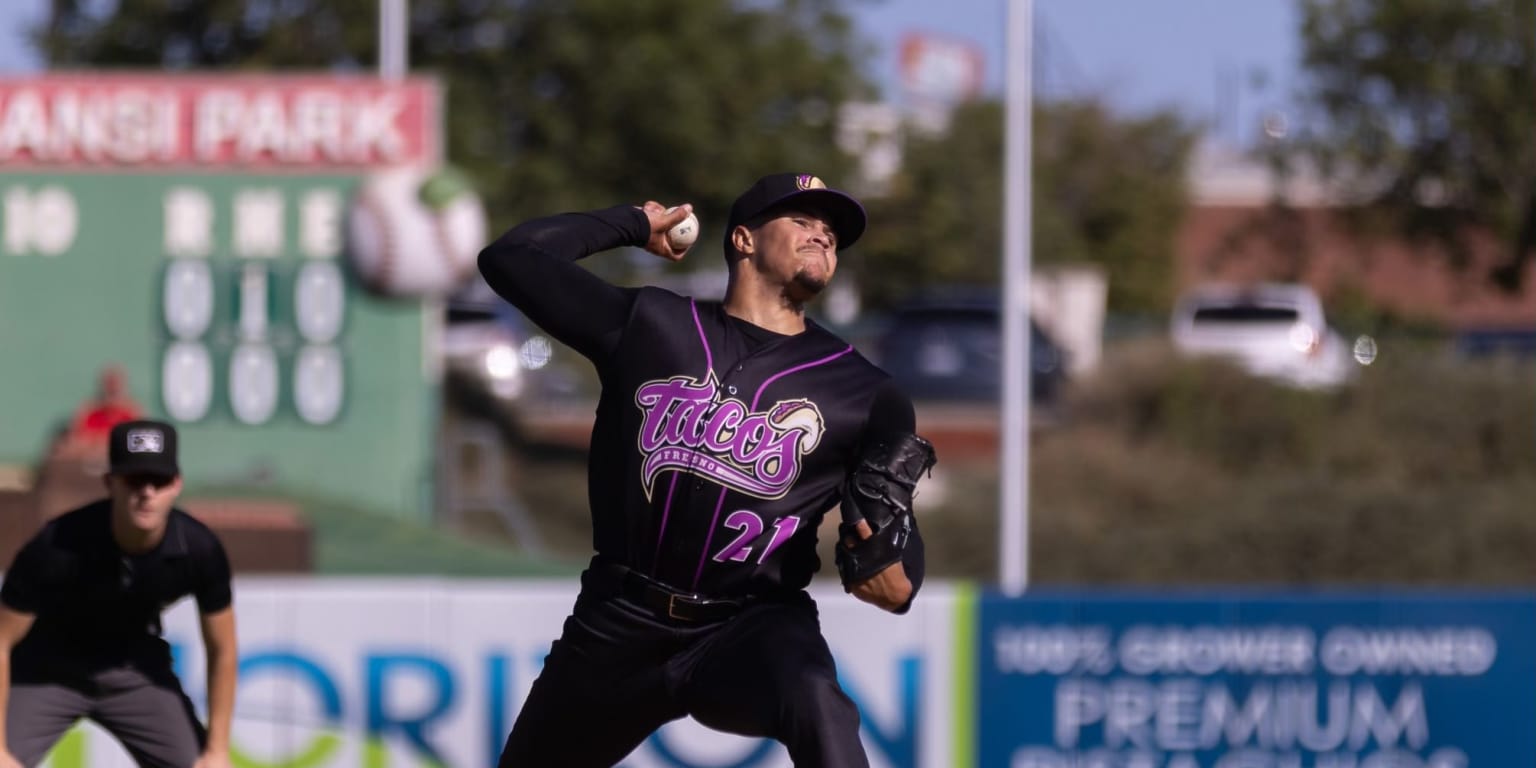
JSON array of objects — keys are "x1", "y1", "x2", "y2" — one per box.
[{"x1": 1170, "y1": 282, "x2": 1357, "y2": 389}]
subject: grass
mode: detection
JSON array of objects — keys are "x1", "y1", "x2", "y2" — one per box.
[
  {"x1": 938, "y1": 338, "x2": 1536, "y2": 585},
  {"x1": 190, "y1": 485, "x2": 583, "y2": 577}
]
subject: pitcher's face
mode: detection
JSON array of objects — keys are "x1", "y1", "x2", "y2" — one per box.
[{"x1": 749, "y1": 206, "x2": 839, "y2": 299}]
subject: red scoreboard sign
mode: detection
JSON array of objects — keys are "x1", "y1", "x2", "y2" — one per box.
[{"x1": 0, "y1": 74, "x2": 440, "y2": 170}]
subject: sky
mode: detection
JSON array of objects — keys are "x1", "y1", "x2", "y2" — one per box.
[
  {"x1": 0, "y1": 0, "x2": 1302, "y2": 148},
  {"x1": 858, "y1": 0, "x2": 1303, "y2": 147}
]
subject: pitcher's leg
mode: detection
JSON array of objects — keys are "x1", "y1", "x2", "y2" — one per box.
[
  {"x1": 678, "y1": 598, "x2": 868, "y2": 768},
  {"x1": 500, "y1": 598, "x2": 683, "y2": 767}
]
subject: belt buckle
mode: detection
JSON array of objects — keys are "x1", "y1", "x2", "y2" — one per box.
[{"x1": 667, "y1": 593, "x2": 688, "y2": 621}]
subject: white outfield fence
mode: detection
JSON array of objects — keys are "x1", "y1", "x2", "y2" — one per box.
[
  {"x1": 37, "y1": 577, "x2": 967, "y2": 768},
  {"x1": 16, "y1": 578, "x2": 1533, "y2": 768}
]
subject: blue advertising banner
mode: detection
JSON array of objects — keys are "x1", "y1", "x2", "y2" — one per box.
[{"x1": 977, "y1": 591, "x2": 1536, "y2": 768}]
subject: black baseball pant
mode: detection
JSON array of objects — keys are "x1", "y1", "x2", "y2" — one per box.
[{"x1": 499, "y1": 580, "x2": 867, "y2": 767}]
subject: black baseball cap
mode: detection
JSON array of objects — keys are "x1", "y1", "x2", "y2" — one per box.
[
  {"x1": 725, "y1": 173, "x2": 867, "y2": 253},
  {"x1": 109, "y1": 420, "x2": 180, "y2": 478}
]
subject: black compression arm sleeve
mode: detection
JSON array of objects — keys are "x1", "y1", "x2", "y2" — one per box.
[
  {"x1": 476, "y1": 205, "x2": 650, "y2": 364},
  {"x1": 863, "y1": 379, "x2": 926, "y2": 613},
  {"x1": 867, "y1": 379, "x2": 917, "y2": 435}
]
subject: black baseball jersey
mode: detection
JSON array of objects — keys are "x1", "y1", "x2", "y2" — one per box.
[
  {"x1": 1, "y1": 500, "x2": 232, "y2": 682},
  {"x1": 479, "y1": 206, "x2": 925, "y2": 599}
]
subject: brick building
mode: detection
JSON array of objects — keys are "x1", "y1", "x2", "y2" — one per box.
[{"x1": 1177, "y1": 144, "x2": 1536, "y2": 331}]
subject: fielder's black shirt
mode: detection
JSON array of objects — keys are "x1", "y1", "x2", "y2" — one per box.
[
  {"x1": 479, "y1": 206, "x2": 926, "y2": 605},
  {"x1": 1, "y1": 500, "x2": 232, "y2": 682}
]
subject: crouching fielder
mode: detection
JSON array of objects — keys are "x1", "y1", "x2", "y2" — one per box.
[{"x1": 0, "y1": 421, "x2": 236, "y2": 768}]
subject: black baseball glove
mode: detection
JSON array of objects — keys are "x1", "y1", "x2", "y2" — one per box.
[{"x1": 835, "y1": 432, "x2": 937, "y2": 590}]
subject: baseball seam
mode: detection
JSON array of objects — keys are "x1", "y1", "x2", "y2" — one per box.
[
  {"x1": 356, "y1": 186, "x2": 396, "y2": 296},
  {"x1": 431, "y1": 201, "x2": 460, "y2": 286}
]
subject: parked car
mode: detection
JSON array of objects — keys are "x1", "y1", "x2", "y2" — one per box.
[
  {"x1": 442, "y1": 282, "x2": 590, "y2": 404},
  {"x1": 874, "y1": 294, "x2": 1067, "y2": 406},
  {"x1": 1170, "y1": 282, "x2": 1357, "y2": 389},
  {"x1": 443, "y1": 299, "x2": 535, "y2": 400}
]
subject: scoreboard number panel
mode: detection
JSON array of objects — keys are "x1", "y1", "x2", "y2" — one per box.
[
  {"x1": 163, "y1": 259, "x2": 216, "y2": 341},
  {"x1": 229, "y1": 342, "x2": 280, "y2": 426},
  {"x1": 161, "y1": 341, "x2": 215, "y2": 423},
  {"x1": 294, "y1": 344, "x2": 345, "y2": 426},
  {"x1": 156, "y1": 207, "x2": 351, "y2": 427},
  {"x1": 295, "y1": 260, "x2": 347, "y2": 344},
  {"x1": 3, "y1": 184, "x2": 79, "y2": 256}
]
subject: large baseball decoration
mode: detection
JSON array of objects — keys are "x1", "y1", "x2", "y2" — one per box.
[{"x1": 346, "y1": 164, "x2": 487, "y2": 298}]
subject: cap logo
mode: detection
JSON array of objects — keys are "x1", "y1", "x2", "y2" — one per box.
[
  {"x1": 126, "y1": 428, "x2": 164, "y2": 454},
  {"x1": 795, "y1": 175, "x2": 826, "y2": 191}
]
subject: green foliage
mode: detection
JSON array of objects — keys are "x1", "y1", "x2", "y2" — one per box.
[
  {"x1": 1294, "y1": 0, "x2": 1536, "y2": 290},
  {"x1": 1034, "y1": 101, "x2": 1195, "y2": 312},
  {"x1": 36, "y1": 0, "x2": 869, "y2": 250},
  {"x1": 854, "y1": 100, "x2": 1007, "y2": 307},
  {"x1": 856, "y1": 99, "x2": 1195, "y2": 312},
  {"x1": 936, "y1": 339, "x2": 1536, "y2": 585},
  {"x1": 39, "y1": 0, "x2": 378, "y2": 69},
  {"x1": 466, "y1": 0, "x2": 868, "y2": 233}
]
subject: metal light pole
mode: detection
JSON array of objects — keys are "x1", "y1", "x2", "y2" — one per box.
[
  {"x1": 1000, "y1": 0, "x2": 1033, "y2": 597},
  {"x1": 379, "y1": 0, "x2": 408, "y2": 79}
]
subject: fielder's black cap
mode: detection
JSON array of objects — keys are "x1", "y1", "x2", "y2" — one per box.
[
  {"x1": 109, "y1": 420, "x2": 180, "y2": 478},
  {"x1": 725, "y1": 173, "x2": 867, "y2": 253}
]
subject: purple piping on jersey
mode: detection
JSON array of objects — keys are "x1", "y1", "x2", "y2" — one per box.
[
  {"x1": 689, "y1": 343, "x2": 856, "y2": 591},
  {"x1": 750, "y1": 345, "x2": 854, "y2": 409},
  {"x1": 692, "y1": 487, "x2": 733, "y2": 591},
  {"x1": 650, "y1": 473, "x2": 680, "y2": 575},
  {"x1": 689, "y1": 300, "x2": 714, "y2": 374},
  {"x1": 652, "y1": 300, "x2": 717, "y2": 576}
]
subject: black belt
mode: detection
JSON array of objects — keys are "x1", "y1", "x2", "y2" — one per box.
[{"x1": 609, "y1": 568, "x2": 747, "y2": 624}]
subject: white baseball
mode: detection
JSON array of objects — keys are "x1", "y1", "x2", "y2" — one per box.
[
  {"x1": 346, "y1": 165, "x2": 487, "y2": 299},
  {"x1": 665, "y1": 207, "x2": 700, "y2": 250}
]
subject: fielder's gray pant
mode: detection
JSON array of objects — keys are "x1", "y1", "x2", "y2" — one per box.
[{"x1": 6, "y1": 667, "x2": 204, "y2": 768}]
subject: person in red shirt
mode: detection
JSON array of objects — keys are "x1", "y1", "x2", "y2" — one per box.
[
  {"x1": 71, "y1": 366, "x2": 143, "y2": 439},
  {"x1": 53, "y1": 365, "x2": 144, "y2": 463}
]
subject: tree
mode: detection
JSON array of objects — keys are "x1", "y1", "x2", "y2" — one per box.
[
  {"x1": 35, "y1": 0, "x2": 871, "y2": 245},
  {"x1": 855, "y1": 99, "x2": 1195, "y2": 313},
  {"x1": 38, "y1": 0, "x2": 378, "y2": 70},
  {"x1": 1294, "y1": 0, "x2": 1536, "y2": 289}
]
